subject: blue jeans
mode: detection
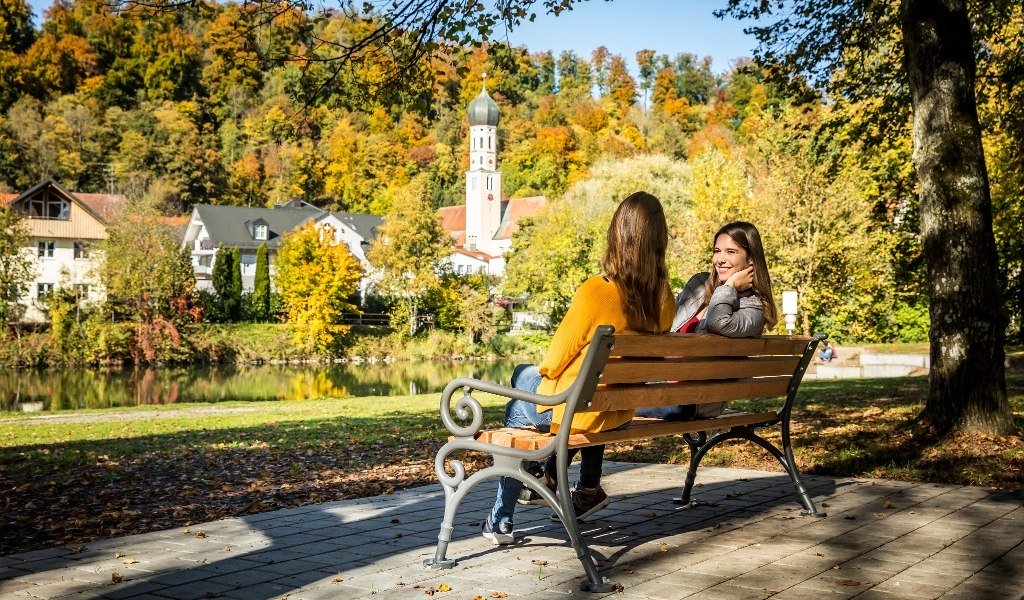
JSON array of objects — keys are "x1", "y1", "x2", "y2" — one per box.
[
  {"x1": 635, "y1": 404, "x2": 697, "y2": 420},
  {"x1": 488, "y1": 364, "x2": 607, "y2": 528}
]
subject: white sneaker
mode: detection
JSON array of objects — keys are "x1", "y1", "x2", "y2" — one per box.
[{"x1": 481, "y1": 518, "x2": 514, "y2": 545}]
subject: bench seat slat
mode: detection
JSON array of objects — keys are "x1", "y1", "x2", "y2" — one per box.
[
  {"x1": 611, "y1": 332, "x2": 808, "y2": 358},
  {"x1": 585, "y1": 377, "x2": 791, "y2": 412},
  {"x1": 475, "y1": 412, "x2": 779, "y2": 450},
  {"x1": 602, "y1": 356, "x2": 802, "y2": 384}
]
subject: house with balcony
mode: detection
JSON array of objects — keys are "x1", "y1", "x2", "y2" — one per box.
[
  {"x1": 0, "y1": 179, "x2": 123, "y2": 322},
  {"x1": 180, "y1": 201, "x2": 382, "y2": 299}
]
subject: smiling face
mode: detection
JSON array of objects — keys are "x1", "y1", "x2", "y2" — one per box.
[{"x1": 712, "y1": 233, "x2": 751, "y2": 284}]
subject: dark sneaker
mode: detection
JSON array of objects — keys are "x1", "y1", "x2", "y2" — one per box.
[
  {"x1": 481, "y1": 518, "x2": 514, "y2": 545},
  {"x1": 570, "y1": 484, "x2": 609, "y2": 521},
  {"x1": 517, "y1": 472, "x2": 557, "y2": 506}
]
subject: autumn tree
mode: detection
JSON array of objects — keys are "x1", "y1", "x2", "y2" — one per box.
[
  {"x1": 274, "y1": 221, "x2": 363, "y2": 353},
  {"x1": 0, "y1": 205, "x2": 34, "y2": 326},
  {"x1": 718, "y1": 0, "x2": 1016, "y2": 435},
  {"x1": 367, "y1": 180, "x2": 451, "y2": 336}
]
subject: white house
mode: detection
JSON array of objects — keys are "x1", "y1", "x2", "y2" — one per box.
[
  {"x1": 0, "y1": 179, "x2": 122, "y2": 322},
  {"x1": 180, "y1": 201, "x2": 382, "y2": 299},
  {"x1": 437, "y1": 79, "x2": 547, "y2": 276}
]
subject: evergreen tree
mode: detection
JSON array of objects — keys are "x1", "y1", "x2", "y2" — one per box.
[
  {"x1": 253, "y1": 242, "x2": 270, "y2": 321},
  {"x1": 211, "y1": 245, "x2": 233, "y2": 321},
  {"x1": 229, "y1": 247, "x2": 243, "y2": 320}
]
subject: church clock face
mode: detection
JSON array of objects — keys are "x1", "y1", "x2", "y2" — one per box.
[{"x1": 487, "y1": 158, "x2": 494, "y2": 166}]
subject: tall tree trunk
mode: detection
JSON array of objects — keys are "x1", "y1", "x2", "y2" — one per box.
[{"x1": 901, "y1": 0, "x2": 1014, "y2": 434}]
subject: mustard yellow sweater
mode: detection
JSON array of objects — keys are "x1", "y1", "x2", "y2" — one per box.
[{"x1": 537, "y1": 276, "x2": 675, "y2": 433}]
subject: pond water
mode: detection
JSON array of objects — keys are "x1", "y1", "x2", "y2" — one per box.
[{"x1": 0, "y1": 360, "x2": 520, "y2": 413}]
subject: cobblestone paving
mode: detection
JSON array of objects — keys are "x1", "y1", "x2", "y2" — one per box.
[{"x1": 2, "y1": 463, "x2": 1022, "y2": 599}]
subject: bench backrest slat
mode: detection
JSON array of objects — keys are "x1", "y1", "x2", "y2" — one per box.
[
  {"x1": 610, "y1": 332, "x2": 808, "y2": 358},
  {"x1": 602, "y1": 355, "x2": 802, "y2": 384},
  {"x1": 585, "y1": 377, "x2": 791, "y2": 412}
]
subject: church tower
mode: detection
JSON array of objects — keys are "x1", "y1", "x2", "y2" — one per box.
[{"x1": 465, "y1": 76, "x2": 502, "y2": 255}]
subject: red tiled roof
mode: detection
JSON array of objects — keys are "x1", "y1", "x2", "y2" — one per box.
[
  {"x1": 453, "y1": 247, "x2": 495, "y2": 261},
  {"x1": 74, "y1": 193, "x2": 125, "y2": 223},
  {"x1": 438, "y1": 204, "x2": 466, "y2": 245},
  {"x1": 496, "y1": 195, "x2": 546, "y2": 240}
]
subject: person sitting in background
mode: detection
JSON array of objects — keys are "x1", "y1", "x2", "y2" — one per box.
[{"x1": 819, "y1": 341, "x2": 837, "y2": 362}]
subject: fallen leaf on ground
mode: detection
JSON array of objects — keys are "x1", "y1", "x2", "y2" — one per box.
[
  {"x1": 883, "y1": 501, "x2": 895, "y2": 509},
  {"x1": 423, "y1": 587, "x2": 436, "y2": 596},
  {"x1": 182, "y1": 529, "x2": 190, "y2": 535},
  {"x1": 68, "y1": 546, "x2": 85, "y2": 553},
  {"x1": 195, "y1": 531, "x2": 207, "y2": 538},
  {"x1": 489, "y1": 593, "x2": 508, "y2": 598},
  {"x1": 813, "y1": 552, "x2": 824, "y2": 557},
  {"x1": 659, "y1": 544, "x2": 669, "y2": 552},
  {"x1": 122, "y1": 558, "x2": 137, "y2": 564},
  {"x1": 531, "y1": 560, "x2": 548, "y2": 566},
  {"x1": 115, "y1": 552, "x2": 126, "y2": 558},
  {"x1": 837, "y1": 579, "x2": 861, "y2": 586},
  {"x1": 111, "y1": 572, "x2": 123, "y2": 583},
  {"x1": 437, "y1": 582, "x2": 451, "y2": 592}
]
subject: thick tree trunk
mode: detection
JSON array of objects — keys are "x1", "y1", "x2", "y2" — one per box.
[{"x1": 901, "y1": 0, "x2": 1014, "y2": 434}]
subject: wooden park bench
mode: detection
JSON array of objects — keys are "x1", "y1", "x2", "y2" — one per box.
[{"x1": 423, "y1": 326, "x2": 826, "y2": 592}]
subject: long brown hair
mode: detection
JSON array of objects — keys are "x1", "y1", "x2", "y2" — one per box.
[
  {"x1": 602, "y1": 192, "x2": 670, "y2": 333},
  {"x1": 702, "y1": 221, "x2": 778, "y2": 329}
]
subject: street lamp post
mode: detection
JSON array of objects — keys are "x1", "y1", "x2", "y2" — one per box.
[{"x1": 782, "y1": 290, "x2": 798, "y2": 335}]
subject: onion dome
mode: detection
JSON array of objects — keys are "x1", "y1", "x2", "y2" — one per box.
[{"x1": 468, "y1": 83, "x2": 499, "y2": 127}]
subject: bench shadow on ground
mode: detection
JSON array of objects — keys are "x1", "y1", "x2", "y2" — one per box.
[{"x1": 5, "y1": 461, "x2": 1023, "y2": 598}]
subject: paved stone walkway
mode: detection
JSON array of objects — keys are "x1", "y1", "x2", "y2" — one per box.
[{"x1": 2, "y1": 463, "x2": 1022, "y2": 600}]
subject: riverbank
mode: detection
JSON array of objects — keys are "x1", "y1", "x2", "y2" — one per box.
[
  {"x1": 0, "y1": 323, "x2": 552, "y2": 367},
  {"x1": 2, "y1": 372, "x2": 1021, "y2": 556}
]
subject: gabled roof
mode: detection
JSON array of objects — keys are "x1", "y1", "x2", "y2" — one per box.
[
  {"x1": 495, "y1": 196, "x2": 546, "y2": 240},
  {"x1": 437, "y1": 195, "x2": 546, "y2": 244},
  {"x1": 192, "y1": 204, "x2": 382, "y2": 251},
  {"x1": 437, "y1": 205, "x2": 466, "y2": 245},
  {"x1": 1, "y1": 178, "x2": 124, "y2": 225}
]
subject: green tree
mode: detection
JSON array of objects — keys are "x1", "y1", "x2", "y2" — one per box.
[
  {"x1": 253, "y1": 242, "x2": 270, "y2": 321},
  {"x1": 211, "y1": 244, "x2": 235, "y2": 321},
  {"x1": 718, "y1": 0, "x2": 1015, "y2": 434},
  {"x1": 99, "y1": 189, "x2": 196, "y2": 321},
  {"x1": 274, "y1": 221, "x2": 362, "y2": 353},
  {"x1": 0, "y1": 205, "x2": 33, "y2": 326},
  {"x1": 367, "y1": 180, "x2": 451, "y2": 336},
  {"x1": 229, "y1": 247, "x2": 242, "y2": 320}
]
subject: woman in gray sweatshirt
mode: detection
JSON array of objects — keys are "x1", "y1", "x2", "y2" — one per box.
[{"x1": 638, "y1": 221, "x2": 778, "y2": 420}]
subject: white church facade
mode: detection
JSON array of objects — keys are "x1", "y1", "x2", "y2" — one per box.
[{"x1": 438, "y1": 80, "x2": 546, "y2": 276}]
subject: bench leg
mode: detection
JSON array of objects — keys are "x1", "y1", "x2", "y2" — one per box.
[
  {"x1": 548, "y1": 450, "x2": 617, "y2": 593},
  {"x1": 676, "y1": 432, "x2": 708, "y2": 505},
  {"x1": 677, "y1": 426, "x2": 826, "y2": 517}
]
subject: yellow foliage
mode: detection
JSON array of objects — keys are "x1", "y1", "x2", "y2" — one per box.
[{"x1": 274, "y1": 222, "x2": 363, "y2": 353}]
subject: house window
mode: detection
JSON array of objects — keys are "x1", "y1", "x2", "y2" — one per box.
[
  {"x1": 73, "y1": 284, "x2": 89, "y2": 299},
  {"x1": 26, "y1": 196, "x2": 70, "y2": 220},
  {"x1": 37, "y1": 283, "x2": 54, "y2": 298},
  {"x1": 73, "y1": 242, "x2": 90, "y2": 259},
  {"x1": 198, "y1": 255, "x2": 212, "y2": 268},
  {"x1": 37, "y1": 241, "x2": 55, "y2": 258},
  {"x1": 254, "y1": 224, "x2": 268, "y2": 241}
]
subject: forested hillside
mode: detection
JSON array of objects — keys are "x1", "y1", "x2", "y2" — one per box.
[{"x1": 0, "y1": 0, "x2": 1021, "y2": 343}]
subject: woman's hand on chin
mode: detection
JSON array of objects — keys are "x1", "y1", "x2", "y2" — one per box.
[{"x1": 725, "y1": 266, "x2": 754, "y2": 291}]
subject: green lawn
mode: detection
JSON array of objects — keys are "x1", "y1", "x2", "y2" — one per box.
[{"x1": 1, "y1": 373, "x2": 1021, "y2": 556}]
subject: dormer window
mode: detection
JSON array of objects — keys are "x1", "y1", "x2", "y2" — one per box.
[
  {"x1": 247, "y1": 218, "x2": 269, "y2": 241},
  {"x1": 254, "y1": 224, "x2": 268, "y2": 240},
  {"x1": 24, "y1": 194, "x2": 70, "y2": 220}
]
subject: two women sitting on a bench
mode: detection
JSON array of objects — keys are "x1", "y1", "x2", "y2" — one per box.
[{"x1": 482, "y1": 196, "x2": 777, "y2": 545}]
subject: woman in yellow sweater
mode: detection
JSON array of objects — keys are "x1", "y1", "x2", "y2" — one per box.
[{"x1": 482, "y1": 191, "x2": 676, "y2": 545}]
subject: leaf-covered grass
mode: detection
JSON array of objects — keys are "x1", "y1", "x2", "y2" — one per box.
[
  {"x1": 2, "y1": 373, "x2": 1022, "y2": 556},
  {"x1": 609, "y1": 372, "x2": 1024, "y2": 491},
  {"x1": 0, "y1": 393, "x2": 509, "y2": 556}
]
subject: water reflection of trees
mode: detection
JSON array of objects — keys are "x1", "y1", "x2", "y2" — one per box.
[{"x1": 0, "y1": 361, "x2": 517, "y2": 412}]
